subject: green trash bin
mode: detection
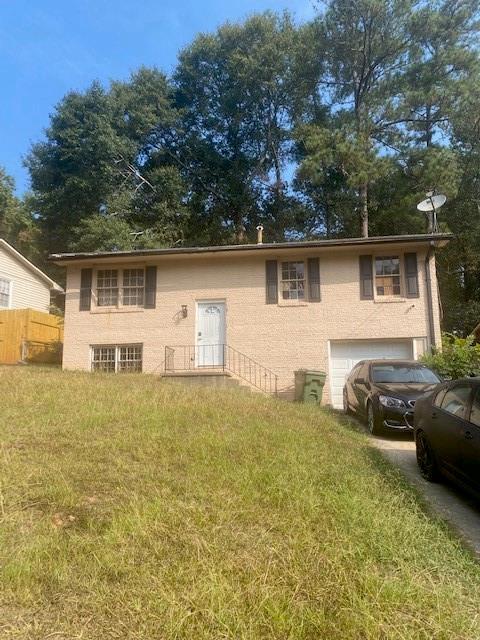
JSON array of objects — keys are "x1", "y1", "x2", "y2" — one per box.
[{"x1": 294, "y1": 369, "x2": 326, "y2": 404}]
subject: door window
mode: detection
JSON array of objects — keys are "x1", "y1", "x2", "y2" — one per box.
[
  {"x1": 440, "y1": 384, "x2": 472, "y2": 419},
  {"x1": 433, "y1": 387, "x2": 448, "y2": 408},
  {"x1": 469, "y1": 387, "x2": 480, "y2": 427}
]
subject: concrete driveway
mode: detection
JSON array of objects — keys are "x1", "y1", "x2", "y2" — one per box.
[{"x1": 371, "y1": 432, "x2": 480, "y2": 557}]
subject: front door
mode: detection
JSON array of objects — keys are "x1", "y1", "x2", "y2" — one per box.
[{"x1": 196, "y1": 302, "x2": 225, "y2": 367}]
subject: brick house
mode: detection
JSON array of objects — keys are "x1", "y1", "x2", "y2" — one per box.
[{"x1": 51, "y1": 233, "x2": 450, "y2": 406}]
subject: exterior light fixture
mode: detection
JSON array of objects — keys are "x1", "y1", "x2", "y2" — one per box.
[{"x1": 181, "y1": 305, "x2": 188, "y2": 318}]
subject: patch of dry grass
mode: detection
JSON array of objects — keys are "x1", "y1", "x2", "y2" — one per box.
[{"x1": 1, "y1": 366, "x2": 480, "y2": 639}]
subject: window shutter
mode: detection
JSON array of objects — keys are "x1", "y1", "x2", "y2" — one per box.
[
  {"x1": 307, "y1": 257, "x2": 321, "y2": 302},
  {"x1": 265, "y1": 260, "x2": 278, "y2": 304},
  {"x1": 79, "y1": 268, "x2": 92, "y2": 311},
  {"x1": 144, "y1": 266, "x2": 157, "y2": 308},
  {"x1": 404, "y1": 252, "x2": 419, "y2": 298},
  {"x1": 359, "y1": 255, "x2": 374, "y2": 300}
]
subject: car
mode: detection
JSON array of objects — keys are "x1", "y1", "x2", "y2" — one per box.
[
  {"x1": 414, "y1": 377, "x2": 480, "y2": 496},
  {"x1": 343, "y1": 359, "x2": 441, "y2": 435}
]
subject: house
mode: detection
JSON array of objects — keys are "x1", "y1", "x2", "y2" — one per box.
[
  {"x1": 51, "y1": 233, "x2": 451, "y2": 407},
  {"x1": 0, "y1": 239, "x2": 62, "y2": 311}
]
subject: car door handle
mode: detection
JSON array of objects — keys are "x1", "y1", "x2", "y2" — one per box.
[{"x1": 464, "y1": 431, "x2": 474, "y2": 440}]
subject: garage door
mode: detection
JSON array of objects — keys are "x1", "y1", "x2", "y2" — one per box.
[{"x1": 329, "y1": 340, "x2": 413, "y2": 409}]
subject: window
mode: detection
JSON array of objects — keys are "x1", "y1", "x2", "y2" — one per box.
[
  {"x1": 92, "y1": 346, "x2": 116, "y2": 372},
  {"x1": 470, "y1": 387, "x2": 480, "y2": 427},
  {"x1": 440, "y1": 384, "x2": 472, "y2": 419},
  {"x1": 0, "y1": 277, "x2": 10, "y2": 307},
  {"x1": 97, "y1": 270, "x2": 118, "y2": 307},
  {"x1": 92, "y1": 344, "x2": 142, "y2": 373},
  {"x1": 281, "y1": 261, "x2": 305, "y2": 300},
  {"x1": 123, "y1": 269, "x2": 144, "y2": 306},
  {"x1": 433, "y1": 387, "x2": 448, "y2": 408},
  {"x1": 371, "y1": 365, "x2": 440, "y2": 384},
  {"x1": 375, "y1": 256, "x2": 401, "y2": 296},
  {"x1": 118, "y1": 345, "x2": 143, "y2": 372}
]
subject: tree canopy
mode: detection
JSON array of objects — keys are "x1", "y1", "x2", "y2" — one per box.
[{"x1": 7, "y1": 1, "x2": 480, "y2": 334}]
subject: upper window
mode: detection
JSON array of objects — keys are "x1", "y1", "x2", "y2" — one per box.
[
  {"x1": 123, "y1": 269, "x2": 144, "y2": 306},
  {"x1": 97, "y1": 270, "x2": 119, "y2": 307},
  {"x1": 440, "y1": 384, "x2": 472, "y2": 419},
  {"x1": 281, "y1": 261, "x2": 305, "y2": 300},
  {"x1": 375, "y1": 256, "x2": 401, "y2": 296},
  {"x1": 0, "y1": 277, "x2": 10, "y2": 307}
]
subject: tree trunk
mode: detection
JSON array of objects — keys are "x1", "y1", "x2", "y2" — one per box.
[{"x1": 359, "y1": 182, "x2": 369, "y2": 237}]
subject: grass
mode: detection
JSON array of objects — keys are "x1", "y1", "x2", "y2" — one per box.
[{"x1": 1, "y1": 367, "x2": 480, "y2": 639}]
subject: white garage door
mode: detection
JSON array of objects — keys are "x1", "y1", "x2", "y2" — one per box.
[{"x1": 329, "y1": 340, "x2": 413, "y2": 409}]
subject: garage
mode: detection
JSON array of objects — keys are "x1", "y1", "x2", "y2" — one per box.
[{"x1": 329, "y1": 340, "x2": 414, "y2": 409}]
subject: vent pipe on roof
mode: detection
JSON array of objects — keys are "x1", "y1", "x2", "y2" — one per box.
[{"x1": 256, "y1": 225, "x2": 264, "y2": 245}]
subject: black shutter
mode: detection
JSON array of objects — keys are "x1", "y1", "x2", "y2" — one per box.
[
  {"x1": 265, "y1": 260, "x2": 278, "y2": 304},
  {"x1": 79, "y1": 268, "x2": 92, "y2": 311},
  {"x1": 307, "y1": 257, "x2": 321, "y2": 302},
  {"x1": 404, "y1": 252, "x2": 419, "y2": 298},
  {"x1": 359, "y1": 255, "x2": 374, "y2": 300},
  {"x1": 144, "y1": 266, "x2": 157, "y2": 308}
]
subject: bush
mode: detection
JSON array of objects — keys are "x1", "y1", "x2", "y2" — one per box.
[{"x1": 421, "y1": 333, "x2": 480, "y2": 379}]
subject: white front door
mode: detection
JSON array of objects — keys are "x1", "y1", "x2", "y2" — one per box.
[{"x1": 196, "y1": 302, "x2": 226, "y2": 367}]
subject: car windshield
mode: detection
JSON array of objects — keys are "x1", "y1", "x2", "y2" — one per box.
[{"x1": 371, "y1": 365, "x2": 440, "y2": 384}]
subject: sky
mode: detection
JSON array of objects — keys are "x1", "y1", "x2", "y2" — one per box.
[{"x1": 0, "y1": 0, "x2": 315, "y2": 195}]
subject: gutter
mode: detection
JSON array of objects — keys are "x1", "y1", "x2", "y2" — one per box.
[
  {"x1": 49, "y1": 233, "x2": 453, "y2": 264},
  {"x1": 424, "y1": 242, "x2": 436, "y2": 350}
]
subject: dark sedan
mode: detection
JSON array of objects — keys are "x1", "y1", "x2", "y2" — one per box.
[
  {"x1": 343, "y1": 360, "x2": 441, "y2": 435},
  {"x1": 414, "y1": 378, "x2": 480, "y2": 496}
]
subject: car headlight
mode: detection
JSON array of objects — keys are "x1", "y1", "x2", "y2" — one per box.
[{"x1": 379, "y1": 395, "x2": 406, "y2": 409}]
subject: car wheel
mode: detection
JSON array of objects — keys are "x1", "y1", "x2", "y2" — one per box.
[
  {"x1": 416, "y1": 431, "x2": 439, "y2": 482},
  {"x1": 367, "y1": 401, "x2": 382, "y2": 436},
  {"x1": 343, "y1": 389, "x2": 351, "y2": 414}
]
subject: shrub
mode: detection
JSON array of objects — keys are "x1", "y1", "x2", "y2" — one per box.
[{"x1": 421, "y1": 333, "x2": 480, "y2": 379}]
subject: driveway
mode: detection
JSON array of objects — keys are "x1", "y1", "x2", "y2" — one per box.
[{"x1": 371, "y1": 432, "x2": 480, "y2": 557}]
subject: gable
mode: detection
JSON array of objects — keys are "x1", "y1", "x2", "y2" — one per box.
[{"x1": 0, "y1": 240, "x2": 61, "y2": 291}]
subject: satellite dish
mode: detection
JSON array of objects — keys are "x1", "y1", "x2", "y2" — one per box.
[
  {"x1": 416, "y1": 194, "x2": 447, "y2": 212},
  {"x1": 416, "y1": 192, "x2": 447, "y2": 233}
]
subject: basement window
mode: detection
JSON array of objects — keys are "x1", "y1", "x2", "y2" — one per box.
[
  {"x1": 0, "y1": 277, "x2": 11, "y2": 307},
  {"x1": 281, "y1": 261, "x2": 305, "y2": 300},
  {"x1": 91, "y1": 344, "x2": 143, "y2": 373},
  {"x1": 375, "y1": 257, "x2": 401, "y2": 296}
]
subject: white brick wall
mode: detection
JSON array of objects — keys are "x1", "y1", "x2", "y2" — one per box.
[{"x1": 62, "y1": 246, "x2": 442, "y2": 403}]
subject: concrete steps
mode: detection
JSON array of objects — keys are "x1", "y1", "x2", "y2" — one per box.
[{"x1": 162, "y1": 370, "x2": 242, "y2": 389}]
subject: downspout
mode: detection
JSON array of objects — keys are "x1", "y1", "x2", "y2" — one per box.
[{"x1": 424, "y1": 242, "x2": 436, "y2": 350}]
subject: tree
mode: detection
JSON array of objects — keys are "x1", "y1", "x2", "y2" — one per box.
[
  {"x1": 299, "y1": 0, "x2": 415, "y2": 237},
  {"x1": 0, "y1": 168, "x2": 39, "y2": 260},
  {"x1": 173, "y1": 12, "x2": 320, "y2": 243},
  {"x1": 25, "y1": 69, "x2": 187, "y2": 253}
]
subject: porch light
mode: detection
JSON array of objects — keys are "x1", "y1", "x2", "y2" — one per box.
[{"x1": 181, "y1": 305, "x2": 188, "y2": 318}]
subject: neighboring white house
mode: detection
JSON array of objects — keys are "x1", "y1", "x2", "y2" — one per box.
[{"x1": 0, "y1": 239, "x2": 62, "y2": 312}]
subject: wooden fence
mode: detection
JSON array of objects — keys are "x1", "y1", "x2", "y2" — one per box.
[{"x1": 0, "y1": 309, "x2": 63, "y2": 365}]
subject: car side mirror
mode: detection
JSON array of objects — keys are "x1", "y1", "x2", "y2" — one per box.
[{"x1": 356, "y1": 377, "x2": 366, "y2": 385}]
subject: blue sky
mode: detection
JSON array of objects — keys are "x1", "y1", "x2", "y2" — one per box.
[{"x1": 0, "y1": 0, "x2": 315, "y2": 195}]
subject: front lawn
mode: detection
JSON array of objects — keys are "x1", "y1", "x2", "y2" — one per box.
[{"x1": 1, "y1": 367, "x2": 480, "y2": 639}]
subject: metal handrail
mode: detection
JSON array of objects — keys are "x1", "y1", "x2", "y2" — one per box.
[{"x1": 164, "y1": 344, "x2": 278, "y2": 395}]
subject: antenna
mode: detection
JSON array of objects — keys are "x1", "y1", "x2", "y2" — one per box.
[
  {"x1": 416, "y1": 191, "x2": 447, "y2": 233},
  {"x1": 129, "y1": 230, "x2": 145, "y2": 242}
]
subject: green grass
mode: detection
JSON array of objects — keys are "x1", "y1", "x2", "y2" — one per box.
[{"x1": 1, "y1": 367, "x2": 480, "y2": 639}]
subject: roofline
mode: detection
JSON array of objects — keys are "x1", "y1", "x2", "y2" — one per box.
[
  {"x1": 49, "y1": 233, "x2": 453, "y2": 265},
  {"x1": 1, "y1": 239, "x2": 63, "y2": 291}
]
